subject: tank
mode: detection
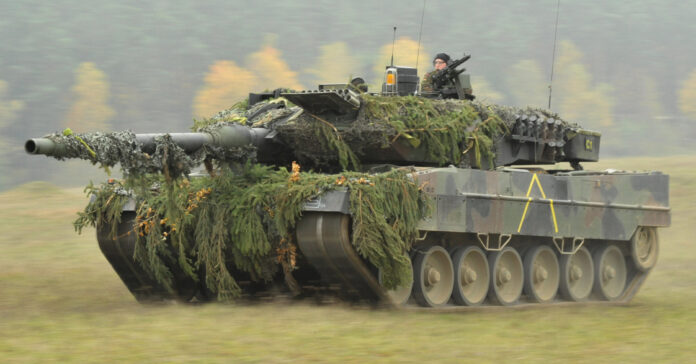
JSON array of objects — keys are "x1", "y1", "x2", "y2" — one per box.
[{"x1": 26, "y1": 54, "x2": 670, "y2": 308}]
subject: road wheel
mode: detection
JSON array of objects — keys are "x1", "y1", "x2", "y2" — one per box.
[
  {"x1": 523, "y1": 245, "x2": 559, "y2": 303},
  {"x1": 593, "y1": 245, "x2": 627, "y2": 301},
  {"x1": 559, "y1": 246, "x2": 594, "y2": 301},
  {"x1": 379, "y1": 265, "x2": 413, "y2": 306},
  {"x1": 488, "y1": 246, "x2": 523, "y2": 305},
  {"x1": 413, "y1": 246, "x2": 454, "y2": 307},
  {"x1": 631, "y1": 227, "x2": 659, "y2": 272},
  {"x1": 451, "y1": 246, "x2": 489, "y2": 306}
]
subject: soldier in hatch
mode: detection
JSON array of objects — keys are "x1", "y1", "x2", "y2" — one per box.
[
  {"x1": 421, "y1": 53, "x2": 451, "y2": 92},
  {"x1": 421, "y1": 52, "x2": 475, "y2": 100}
]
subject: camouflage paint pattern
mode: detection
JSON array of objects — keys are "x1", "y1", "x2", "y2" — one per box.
[
  {"x1": 301, "y1": 166, "x2": 669, "y2": 242},
  {"x1": 413, "y1": 167, "x2": 670, "y2": 241}
]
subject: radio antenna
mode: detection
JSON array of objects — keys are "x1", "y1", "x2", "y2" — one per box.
[
  {"x1": 547, "y1": 0, "x2": 561, "y2": 109},
  {"x1": 390, "y1": 26, "x2": 397, "y2": 66},
  {"x1": 415, "y1": 0, "x2": 427, "y2": 71}
]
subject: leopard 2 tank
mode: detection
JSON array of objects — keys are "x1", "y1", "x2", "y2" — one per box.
[{"x1": 25, "y1": 54, "x2": 670, "y2": 308}]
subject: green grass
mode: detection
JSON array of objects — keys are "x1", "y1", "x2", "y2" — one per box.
[{"x1": 1, "y1": 156, "x2": 695, "y2": 363}]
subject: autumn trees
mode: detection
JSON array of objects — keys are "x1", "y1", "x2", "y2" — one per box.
[
  {"x1": 64, "y1": 63, "x2": 115, "y2": 132},
  {"x1": 194, "y1": 42, "x2": 303, "y2": 119}
]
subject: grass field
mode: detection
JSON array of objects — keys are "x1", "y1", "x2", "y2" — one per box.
[{"x1": 1, "y1": 156, "x2": 695, "y2": 363}]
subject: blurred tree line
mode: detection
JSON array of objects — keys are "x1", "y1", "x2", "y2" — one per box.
[{"x1": 0, "y1": 0, "x2": 694, "y2": 190}]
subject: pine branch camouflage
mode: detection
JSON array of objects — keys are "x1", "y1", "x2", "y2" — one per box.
[{"x1": 61, "y1": 94, "x2": 578, "y2": 301}]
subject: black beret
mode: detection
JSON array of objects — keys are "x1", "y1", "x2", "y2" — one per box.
[{"x1": 433, "y1": 53, "x2": 451, "y2": 63}]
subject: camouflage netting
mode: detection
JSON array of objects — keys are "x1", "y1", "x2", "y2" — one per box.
[
  {"x1": 75, "y1": 165, "x2": 429, "y2": 300},
  {"x1": 197, "y1": 94, "x2": 577, "y2": 171}
]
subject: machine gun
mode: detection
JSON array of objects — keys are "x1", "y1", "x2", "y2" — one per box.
[{"x1": 428, "y1": 54, "x2": 474, "y2": 100}]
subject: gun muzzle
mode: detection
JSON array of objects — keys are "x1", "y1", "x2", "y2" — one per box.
[{"x1": 25, "y1": 138, "x2": 65, "y2": 156}]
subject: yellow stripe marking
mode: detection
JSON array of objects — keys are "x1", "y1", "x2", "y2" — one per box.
[
  {"x1": 532, "y1": 173, "x2": 546, "y2": 199},
  {"x1": 525, "y1": 174, "x2": 536, "y2": 196},
  {"x1": 549, "y1": 199, "x2": 559, "y2": 233},
  {"x1": 517, "y1": 197, "x2": 533, "y2": 232},
  {"x1": 517, "y1": 173, "x2": 559, "y2": 233}
]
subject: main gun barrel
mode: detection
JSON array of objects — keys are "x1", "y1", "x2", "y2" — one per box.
[{"x1": 25, "y1": 124, "x2": 271, "y2": 157}]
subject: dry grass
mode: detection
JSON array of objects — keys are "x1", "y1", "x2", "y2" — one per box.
[{"x1": 1, "y1": 155, "x2": 695, "y2": 363}]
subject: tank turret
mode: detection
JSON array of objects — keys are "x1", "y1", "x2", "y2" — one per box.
[{"x1": 26, "y1": 87, "x2": 599, "y2": 171}]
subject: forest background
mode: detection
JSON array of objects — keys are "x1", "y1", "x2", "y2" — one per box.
[{"x1": 1, "y1": 0, "x2": 695, "y2": 190}]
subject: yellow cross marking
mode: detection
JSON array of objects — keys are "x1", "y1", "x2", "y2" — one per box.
[{"x1": 517, "y1": 173, "x2": 559, "y2": 233}]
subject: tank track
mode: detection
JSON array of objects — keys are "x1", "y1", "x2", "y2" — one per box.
[
  {"x1": 98, "y1": 211, "x2": 652, "y2": 308},
  {"x1": 96, "y1": 212, "x2": 198, "y2": 303},
  {"x1": 295, "y1": 212, "x2": 653, "y2": 310}
]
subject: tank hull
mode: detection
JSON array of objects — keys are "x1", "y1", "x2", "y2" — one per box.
[{"x1": 98, "y1": 167, "x2": 669, "y2": 307}]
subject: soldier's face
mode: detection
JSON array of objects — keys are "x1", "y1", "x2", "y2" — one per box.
[{"x1": 434, "y1": 59, "x2": 447, "y2": 70}]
